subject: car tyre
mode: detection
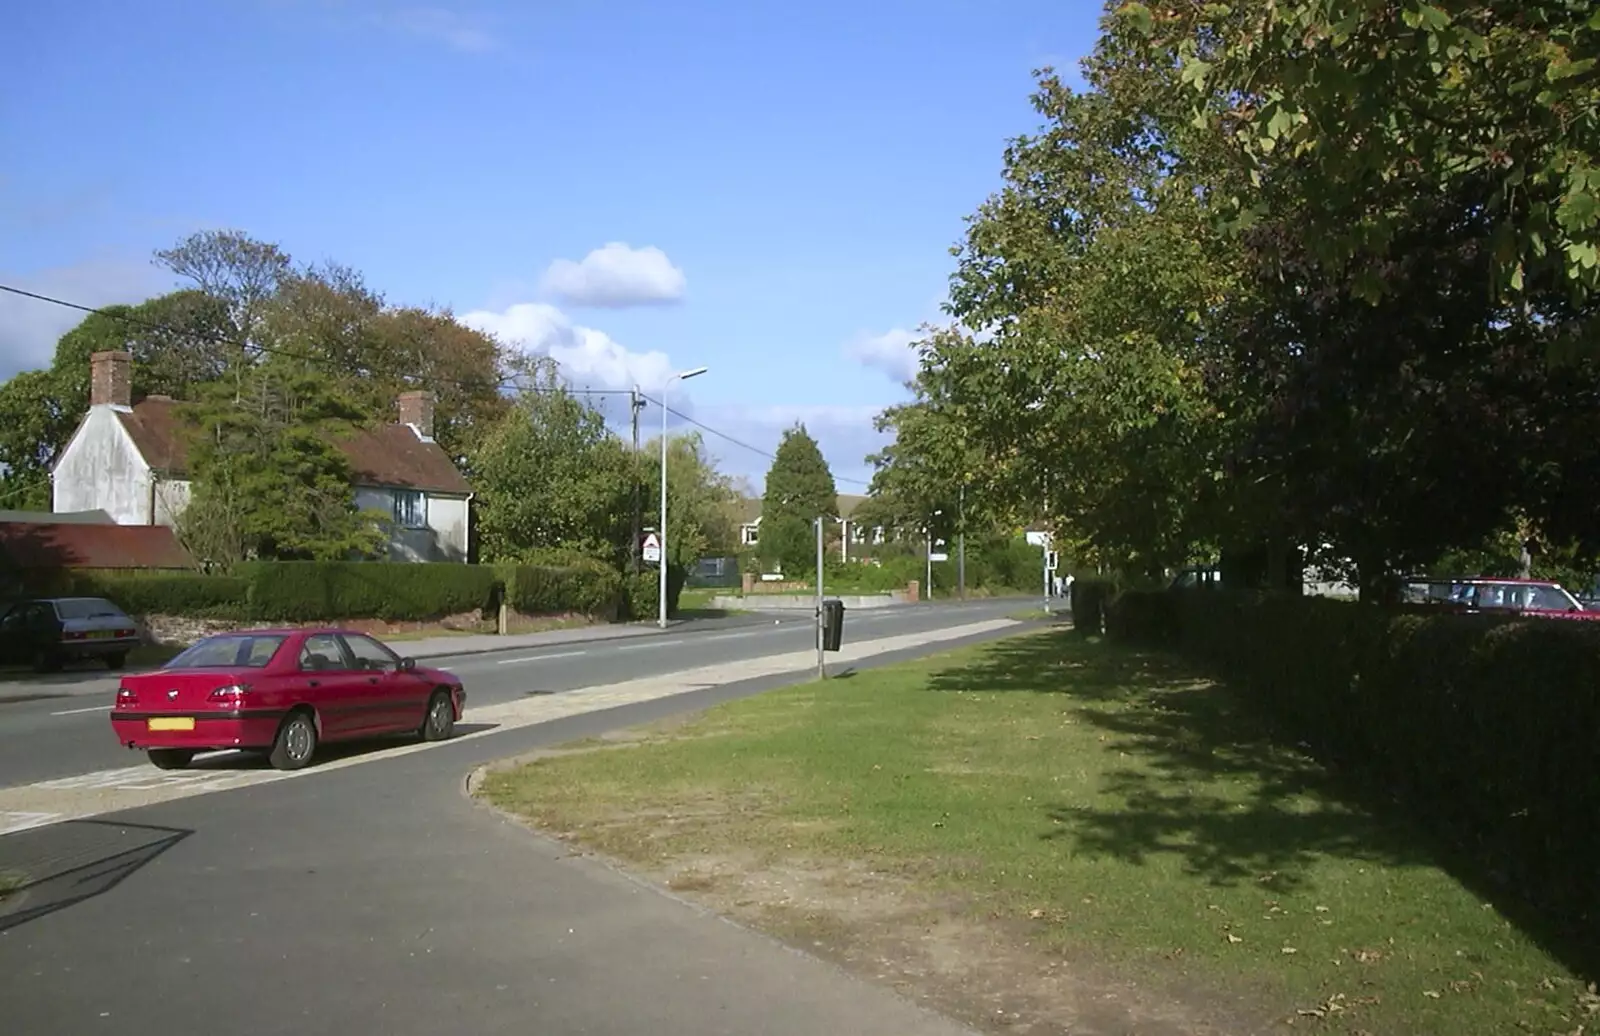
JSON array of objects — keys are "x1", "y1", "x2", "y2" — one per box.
[
  {"x1": 420, "y1": 689, "x2": 456, "y2": 742},
  {"x1": 269, "y1": 711, "x2": 318, "y2": 771},
  {"x1": 147, "y1": 748, "x2": 194, "y2": 770},
  {"x1": 105, "y1": 652, "x2": 128, "y2": 670}
]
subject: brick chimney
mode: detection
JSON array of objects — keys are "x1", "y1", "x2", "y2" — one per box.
[
  {"x1": 90, "y1": 351, "x2": 132, "y2": 409},
  {"x1": 398, "y1": 390, "x2": 435, "y2": 440}
]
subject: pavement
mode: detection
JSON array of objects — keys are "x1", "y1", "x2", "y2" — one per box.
[{"x1": 0, "y1": 599, "x2": 1035, "y2": 1036}]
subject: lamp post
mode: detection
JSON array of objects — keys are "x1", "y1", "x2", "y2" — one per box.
[
  {"x1": 659, "y1": 365, "x2": 708, "y2": 629},
  {"x1": 925, "y1": 509, "x2": 943, "y2": 602}
]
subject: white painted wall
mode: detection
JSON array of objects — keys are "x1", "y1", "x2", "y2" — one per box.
[
  {"x1": 154, "y1": 479, "x2": 191, "y2": 526},
  {"x1": 425, "y1": 493, "x2": 470, "y2": 561},
  {"x1": 52, "y1": 407, "x2": 154, "y2": 525},
  {"x1": 352, "y1": 486, "x2": 470, "y2": 562}
]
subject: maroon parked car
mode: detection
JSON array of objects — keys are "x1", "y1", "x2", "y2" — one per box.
[{"x1": 110, "y1": 629, "x2": 465, "y2": 772}]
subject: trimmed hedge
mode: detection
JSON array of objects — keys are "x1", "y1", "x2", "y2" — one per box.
[
  {"x1": 500, "y1": 559, "x2": 623, "y2": 619},
  {"x1": 68, "y1": 571, "x2": 249, "y2": 619},
  {"x1": 238, "y1": 561, "x2": 499, "y2": 622},
  {"x1": 1105, "y1": 589, "x2": 1600, "y2": 928}
]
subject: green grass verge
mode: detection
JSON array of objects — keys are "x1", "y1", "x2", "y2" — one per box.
[{"x1": 481, "y1": 629, "x2": 1597, "y2": 1034}]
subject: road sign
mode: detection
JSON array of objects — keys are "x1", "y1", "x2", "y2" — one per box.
[
  {"x1": 1046, "y1": 551, "x2": 1059, "y2": 572},
  {"x1": 930, "y1": 552, "x2": 949, "y2": 562},
  {"x1": 641, "y1": 532, "x2": 661, "y2": 564}
]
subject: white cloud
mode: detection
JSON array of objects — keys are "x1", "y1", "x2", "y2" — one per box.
[
  {"x1": 845, "y1": 326, "x2": 923, "y2": 383},
  {"x1": 459, "y1": 301, "x2": 675, "y2": 394},
  {"x1": 389, "y1": 7, "x2": 498, "y2": 52},
  {"x1": 0, "y1": 259, "x2": 171, "y2": 380},
  {"x1": 539, "y1": 243, "x2": 687, "y2": 309}
]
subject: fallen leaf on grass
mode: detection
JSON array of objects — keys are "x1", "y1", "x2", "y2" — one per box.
[
  {"x1": 1225, "y1": 933, "x2": 1244, "y2": 944},
  {"x1": 1282, "y1": 946, "x2": 1298, "y2": 954},
  {"x1": 1423, "y1": 990, "x2": 1442, "y2": 999},
  {"x1": 1028, "y1": 908, "x2": 1046, "y2": 920}
]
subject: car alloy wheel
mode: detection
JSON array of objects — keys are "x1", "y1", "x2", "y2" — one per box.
[{"x1": 422, "y1": 691, "x2": 455, "y2": 742}]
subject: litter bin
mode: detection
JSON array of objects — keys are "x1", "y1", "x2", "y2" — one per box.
[{"x1": 821, "y1": 598, "x2": 845, "y2": 652}]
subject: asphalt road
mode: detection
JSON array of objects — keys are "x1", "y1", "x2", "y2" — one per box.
[
  {"x1": 0, "y1": 599, "x2": 1025, "y2": 790},
  {"x1": 0, "y1": 603, "x2": 1030, "y2": 1036}
]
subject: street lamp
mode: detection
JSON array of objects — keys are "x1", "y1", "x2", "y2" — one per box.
[
  {"x1": 925, "y1": 509, "x2": 943, "y2": 601},
  {"x1": 659, "y1": 366, "x2": 708, "y2": 628}
]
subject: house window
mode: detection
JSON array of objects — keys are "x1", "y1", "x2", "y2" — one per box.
[
  {"x1": 393, "y1": 489, "x2": 426, "y2": 529},
  {"x1": 741, "y1": 524, "x2": 759, "y2": 546}
]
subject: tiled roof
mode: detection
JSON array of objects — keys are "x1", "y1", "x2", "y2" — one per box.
[
  {"x1": 115, "y1": 398, "x2": 470, "y2": 495},
  {"x1": 0, "y1": 522, "x2": 194, "y2": 570}
]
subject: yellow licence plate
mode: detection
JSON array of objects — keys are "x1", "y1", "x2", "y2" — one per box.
[
  {"x1": 148, "y1": 717, "x2": 195, "y2": 732},
  {"x1": 88, "y1": 630, "x2": 114, "y2": 639}
]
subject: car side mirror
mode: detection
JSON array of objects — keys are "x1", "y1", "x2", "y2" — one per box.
[{"x1": 399, "y1": 657, "x2": 416, "y2": 672}]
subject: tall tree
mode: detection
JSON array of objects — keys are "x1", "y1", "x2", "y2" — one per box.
[
  {"x1": 759, "y1": 424, "x2": 838, "y2": 576},
  {"x1": 924, "y1": 24, "x2": 1247, "y2": 573},
  {"x1": 472, "y1": 363, "x2": 632, "y2": 565},
  {"x1": 1151, "y1": 0, "x2": 1600, "y2": 303},
  {"x1": 179, "y1": 364, "x2": 386, "y2": 563}
]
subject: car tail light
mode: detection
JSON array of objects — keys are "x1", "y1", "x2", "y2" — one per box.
[
  {"x1": 116, "y1": 686, "x2": 137, "y2": 705},
  {"x1": 208, "y1": 684, "x2": 250, "y2": 703},
  {"x1": 116, "y1": 628, "x2": 135, "y2": 638},
  {"x1": 62, "y1": 630, "x2": 86, "y2": 641}
]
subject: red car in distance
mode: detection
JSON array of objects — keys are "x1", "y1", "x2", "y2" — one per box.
[
  {"x1": 110, "y1": 628, "x2": 466, "y2": 772},
  {"x1": 1402, "y1": 577, "x2": 1600, "y2": 621}
]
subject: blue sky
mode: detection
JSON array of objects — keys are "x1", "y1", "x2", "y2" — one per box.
[{"x1": 0, "y1": 0, "x2": 1098, "y2": 488}]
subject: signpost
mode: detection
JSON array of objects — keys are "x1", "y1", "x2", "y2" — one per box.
[
  {"x1": 1042, "y1": 539, "x2": 1056, "y2": 614},
  {"x1": 642, "y1": 531, "x2": 661, "y2": 565}
]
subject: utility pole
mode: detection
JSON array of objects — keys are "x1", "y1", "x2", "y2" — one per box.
[
  {"x1": 629, "y1": 386, "x2": 645, "y2": 575},
  {"x1": 815, "y1": 516, "x2": 826, "y2": 679}
]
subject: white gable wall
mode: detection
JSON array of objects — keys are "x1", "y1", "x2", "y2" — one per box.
[
  {"x1": 353, "y1": 486, "x2": 470, "y2": 562},
  {"x1": 52, "y1": 407, "x2": 157, "y2": 525}
]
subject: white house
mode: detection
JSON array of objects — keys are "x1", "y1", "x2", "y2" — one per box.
[{"x1": 52, "y1": 351, "x2": 473, "y2": 562}]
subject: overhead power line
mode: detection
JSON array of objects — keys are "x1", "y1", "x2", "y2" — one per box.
[
  {"x1": 2, "y1": 282, "x2": 875, "y2": 488},
  {"x1": 644, "y1": 397, "x2": 871, "y2": 488}
]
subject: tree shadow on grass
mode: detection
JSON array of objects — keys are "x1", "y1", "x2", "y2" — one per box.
[
  {"x1": 925, "y1": 628, "x2": 1600, "y2": 979},
  {"x1": 923, "y1": 630, "x2": 1433, "y2": 891}
]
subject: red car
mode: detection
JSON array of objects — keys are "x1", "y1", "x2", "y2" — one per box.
[
  {"x1": 110, "y1": 629, "x2": 466, "y2": 772},
  {"x1": 1402, "y1": 577, "x2": 1600, "y2": 621}
]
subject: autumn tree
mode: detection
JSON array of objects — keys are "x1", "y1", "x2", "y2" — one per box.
[{"x1": 759, "y1": 424, "x2": 838, "y2": 576}]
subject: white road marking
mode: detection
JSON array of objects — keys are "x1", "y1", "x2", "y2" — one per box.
[
  {"x1": 49, "y1": 704, "x2": 111, "y2": 717},
  {"x1": 0, "y1": 810, "x2": 62, "y2": 835},
  {"x1": 614, "y1": 640, "x2": 682, "y2": 651},
  {"x1": 495, "y1": 650, "x2": 588, "y2": 665}
]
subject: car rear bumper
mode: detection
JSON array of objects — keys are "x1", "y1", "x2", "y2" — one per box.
[
  {"x1": 111, "y1": 709, "x2": 287, "y2": 751},
  {"x1": 63, "y1": 638, "x2": 141, "y2": 657}
]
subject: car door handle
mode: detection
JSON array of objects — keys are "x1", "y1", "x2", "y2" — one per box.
[
  {"x1": 367, "y1": 677, "x2": 379, "y2": 684},
  {"x1": 308, "y1": 680, "x2": 320, "y2": 687}
]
